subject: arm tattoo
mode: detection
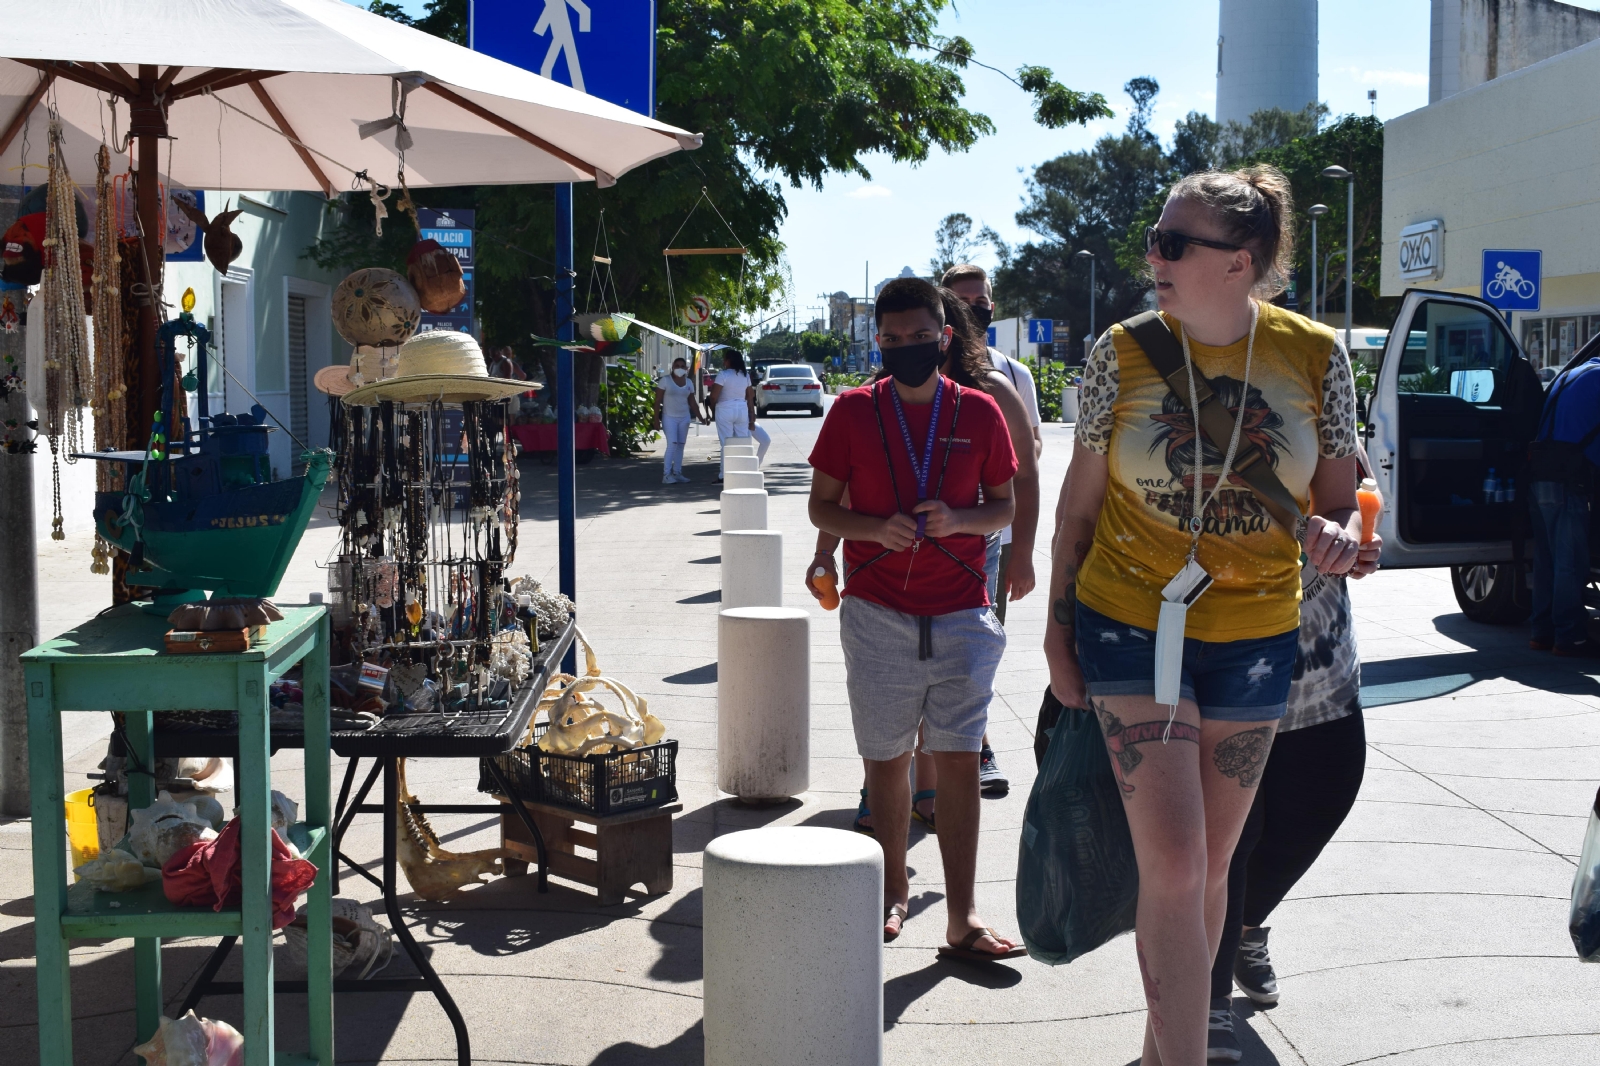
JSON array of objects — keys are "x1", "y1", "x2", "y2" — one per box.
[
  {"x1": 1057, "y1": 539, "x2": 1092, "y2": 642},
  {"x1": 1213, "y1": 727, "x2": 1274, "y2": 788},
  {"x1": 1093, "y1": 700, "x2": 1201, "y2": 795}
]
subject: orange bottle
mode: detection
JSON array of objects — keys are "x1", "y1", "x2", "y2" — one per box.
[
  {"x1": 813, "y1": 566, "x2": 840, "y2": 610},
  {"x1": 1357, "y1": 478, "x2": 1383, "y2": 543}
]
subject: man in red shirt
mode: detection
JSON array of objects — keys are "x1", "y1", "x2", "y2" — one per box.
[{"x1": 808, "y1": 277, "x2": 1024, "y2": 962}]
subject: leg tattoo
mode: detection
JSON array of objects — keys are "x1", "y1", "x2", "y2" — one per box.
[
  {"x1": 1136, "y1": 937, "x2": 1164, "y2": 1035},
  {"x1": 1213, "y1": 726, "x2": 1274, "y2": 788},
  {"x1": 1094, "y1": 701, "x2": 1201, "y2": 795}
]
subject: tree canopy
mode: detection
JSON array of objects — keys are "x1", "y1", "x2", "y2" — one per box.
[{"x1": 313, "y1": 0, "x2": 1110, "y2": 366}]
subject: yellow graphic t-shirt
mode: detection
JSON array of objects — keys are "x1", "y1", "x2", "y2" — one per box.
[{"x1": 1075, "y1": 302, "x2": 1357, "y2": 642}]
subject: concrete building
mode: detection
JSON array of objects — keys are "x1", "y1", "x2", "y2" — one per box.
[
  {"x1": 1382, "y1": 21, "x2": 1600, "y2": 371},
  {"x1": 1215, "y1": 0, "x2": 1319, "y2": 126},
  {"x1": 1430, "y1": 0, "x2": 1600, "y2": 102}
]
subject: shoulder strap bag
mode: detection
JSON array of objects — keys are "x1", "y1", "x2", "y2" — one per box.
[{"x1": 1120, "y1": 311, "x2": 1306, "y2": 541}]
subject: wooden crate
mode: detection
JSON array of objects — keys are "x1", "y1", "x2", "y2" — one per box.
[{"x1": 497, "y1": 796, "x2": 681, "y2": 906}]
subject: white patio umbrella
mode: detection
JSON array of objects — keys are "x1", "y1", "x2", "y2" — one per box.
[{"x1": 0, "y1": 0, "x2": 700, "y2": 192}]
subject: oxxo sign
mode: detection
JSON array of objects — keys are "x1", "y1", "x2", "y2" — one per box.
[{"x1": 1398, "y1": 219, "x2": 1444, "y2": 281}]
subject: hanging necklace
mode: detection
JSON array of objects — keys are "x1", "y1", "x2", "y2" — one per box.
[{"x1": 1177, "y1": 301, "x2": 1258, "y2": 558}]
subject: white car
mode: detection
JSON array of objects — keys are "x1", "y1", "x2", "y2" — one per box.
[{"x1": 756, "y1": 364, "x2": 825, "y2": 416}]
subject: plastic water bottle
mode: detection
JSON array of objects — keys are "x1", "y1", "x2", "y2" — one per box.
[
  {"x1": 1483, "y1": 468, "x2": 1498, "y2": 504},
  {"x1": 1504, "y1": 475, "x2": 1515, "y2": 503}
]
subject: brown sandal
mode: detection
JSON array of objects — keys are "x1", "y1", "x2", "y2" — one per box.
[
  {"x1": 883, "y1": 904, "x2": 909, "y2": 943},
  {"x1": 937, "y1": 927, "x2": 1027, "y2": 964}
]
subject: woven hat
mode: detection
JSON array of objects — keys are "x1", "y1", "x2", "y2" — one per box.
[
  {"x1": 314, "y1": 345, "x2": 400, "y2": 397},
  {"x1": 341, "y1": 329, "x2": 534, "y2": 406},
  {"x1": 332, "y1": 268, "x2": 422, "y2": 347}
]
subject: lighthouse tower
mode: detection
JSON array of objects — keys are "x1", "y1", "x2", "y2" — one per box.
[{"x1": 1215, "y1": 0, "x2": 1319, "y2": 126}]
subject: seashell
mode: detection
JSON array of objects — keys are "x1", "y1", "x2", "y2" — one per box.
[
  {"x1": 75, "y1": 848, "x2": 161, "y2": 891},
  {"x1": 131, "y1": 1010, "x2": 244, "y2": 1066},
  {"x1": 128, "y1": 792, "x2": 217, "y2": 868}
]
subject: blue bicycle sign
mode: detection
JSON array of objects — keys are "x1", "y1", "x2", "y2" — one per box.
[{"x1": 1480, "y1": 249, "x2": 1541, "y2": 312}]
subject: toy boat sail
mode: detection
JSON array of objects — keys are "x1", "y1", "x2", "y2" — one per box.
[{"x1": 75, "y1": 308, "x2": 330, "y2": 602}]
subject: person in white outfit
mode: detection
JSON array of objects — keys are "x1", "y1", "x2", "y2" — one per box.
[
  {"x1": 653, "y1": 356, "x2": 702, "y2": 483},
  {"x1": 710, "y1": 350, "x2": 754, "y2": 482}
]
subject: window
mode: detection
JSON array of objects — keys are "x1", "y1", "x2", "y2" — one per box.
[
  {"x1": 1520, "y1": 312, "x2": 1600, "y2": 371},
  {"x1": 1398, "y1": 301, "x2": 1514, "y2": 404},
  {"x1": 767, "y1": 366, "x2": 814, "y2": 378},
  {"x1": 287, "y1": 294, "x2": 308, "y2": 475}
]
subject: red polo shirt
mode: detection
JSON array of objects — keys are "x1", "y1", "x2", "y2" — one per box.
[{"x1": 809, "y1": 377, "x2": 1018, "y2": 616}]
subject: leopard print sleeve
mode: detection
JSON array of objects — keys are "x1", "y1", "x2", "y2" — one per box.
[
  {"x1": 1073, "y1": 331, "x2": 1120, "y2": 455},
  {"x1": 1317, "y1": 338, "x2": 1359, "y2": 460}
]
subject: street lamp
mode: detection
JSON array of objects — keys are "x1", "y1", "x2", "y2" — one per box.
[
  {"x1": 1307, "y1": 204, "x2": 1328, "y2": 323},
  {"x1": 1075, "y1": 249, "x2": 1096, "y2": 357},
  {"x1": 1320, "y1": 165, "x2": 1355, "y2": 354}
]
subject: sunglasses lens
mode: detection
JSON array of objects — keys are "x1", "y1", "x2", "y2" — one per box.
[{"x1": 1147, "y1": 228, "x2": 1186, "y2": 261}]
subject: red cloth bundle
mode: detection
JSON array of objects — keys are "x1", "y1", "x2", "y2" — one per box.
[{"x1": 163, "y1": 818, "x2": 317, "y2": 930}]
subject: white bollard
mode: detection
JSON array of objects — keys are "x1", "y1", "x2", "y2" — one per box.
[
  {"x1": 724, "y1": 470, "x2": 764, "y2": 491},
  {"x1": 1060, "y1": 384, "x2": 1079, "y2": 424},
  {"x1": 723, "y1": 441, "x2": 757, "y2": 460},
  {"x1": 704, "y1": 827, "x2": 882, "y2": 1066},
  {"x1": 717, "y1": 607, "x2": 809, "y2": 800},
  {"x1": 720, "y1": 489, "x2": 767, "y2": 532},
  {"x1": 721, "y1": 531, "x2": 782, "y2": 609},
  {"x1": 724, "y1": 454, "x2": 760, "y2": 473}
]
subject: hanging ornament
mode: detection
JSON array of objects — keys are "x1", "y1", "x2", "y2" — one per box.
[
  {"x1": 91, "y1": 143, "x2": 128, "y2": 575},
  {"x1": 40, "y1": 114, "x2": 91, "y2": 544}
]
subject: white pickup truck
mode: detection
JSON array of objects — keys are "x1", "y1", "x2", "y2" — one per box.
[{"x1": 1364, "y1": 288, "x2": 1588, "y2": 624}]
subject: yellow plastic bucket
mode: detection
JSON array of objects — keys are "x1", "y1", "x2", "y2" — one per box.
[{"x1": 65, "y1": 788, "x2": 100, "y2": 872}]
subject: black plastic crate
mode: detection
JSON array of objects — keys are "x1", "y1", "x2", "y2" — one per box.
[{"x1": 479, "y1": 721, "x2": 677, "y2": 816}]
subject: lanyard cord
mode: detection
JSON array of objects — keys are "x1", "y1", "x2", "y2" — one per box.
[
  {"x1": 871, "y1": 376, "x2": 962, "y2": 516},
  {"x1": 888, "y1": 375, "x2": 944, "y2": 504},
  {"x1": 1178, "y1": 302, "x2": 1258, "y2": 556}
]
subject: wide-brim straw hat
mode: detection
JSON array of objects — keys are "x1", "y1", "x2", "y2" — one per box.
[
  {"x1": 342, "y1": 330, "x2": 535, "y2": 406},
  {"x1": 314, "y1": 345, "x2": 401, "y2": 397}
]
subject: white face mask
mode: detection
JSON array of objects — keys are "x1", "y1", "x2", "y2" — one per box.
[{"x1": 672, "y1": 368, "x2": 687, "y2": 379}]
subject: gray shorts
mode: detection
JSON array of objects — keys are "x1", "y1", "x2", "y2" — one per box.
[{"x1": 840, "y1": 596, "x2": 1006, "y2": 761}]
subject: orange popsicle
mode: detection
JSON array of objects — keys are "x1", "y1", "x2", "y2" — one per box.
[
  {"x1": 1357, "y1": 478, "x2": 1383, "y2": 543},
  {"x1": 813, "y1": 566, "x2": 840, "y2": 610}
]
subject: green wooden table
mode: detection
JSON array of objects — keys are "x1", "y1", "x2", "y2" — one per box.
[{"x1": 23, "y1": 604, "x2": 333, "y2": 1066}]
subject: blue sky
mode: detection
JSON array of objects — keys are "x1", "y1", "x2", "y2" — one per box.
[{"x1": 359, "y1": 0, "x2": 1599, "y2": 325}]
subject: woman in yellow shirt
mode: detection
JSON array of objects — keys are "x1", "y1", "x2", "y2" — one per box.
[{"x1": 1043, "y1": 165, "x2": 1361, "y2": 1066}]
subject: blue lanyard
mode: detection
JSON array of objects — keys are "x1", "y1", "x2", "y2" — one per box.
[{"x1": 887, "y1": 376, "x2": 943, "y2": 537}]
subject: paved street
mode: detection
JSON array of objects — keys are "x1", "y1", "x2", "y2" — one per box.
[{"x1": 4, "y1": 404, "x2": 1599, "y2": 1064}]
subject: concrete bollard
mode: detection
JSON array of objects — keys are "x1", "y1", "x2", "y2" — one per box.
[
  {"x1": 704, "y1": 827, "x2": 882, "y2": 1066},
  {"x1": 1060, "y1": 384, "x2": 1079, "y2": 424},
  {"x1": 723, "y1": 441, "x2": 757, "y2": 457},
  {"x1": 724, "y1": 454, "x2": 760, "y2": 473},
  {"x1": 722, "y1": 531, "x2": 782, "y2": 609},
  {"x1": 724, "y1": 470, "x2": 763, "y2": 491},
  {"x1": 720, "y1": 489, "x2": 767, "y2": 532},
  {"x1": 717, "y1": 607, "x2": 809, "y2": 801}
]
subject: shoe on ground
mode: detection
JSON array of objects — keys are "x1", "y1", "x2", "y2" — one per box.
[
  {"x1": 1234, "y1": 926, "x2": 1279, "y2": 1005},
  {"x1": 1554, "y1": 639, "x2": 1600, "y2": 658},
  {"x1": 662, "y1": 475, "x2": 676, "y2": 484},
  {"x1": 1529, "y1": 637, "x2": 1554, "y2": 651},
  {"x1": 672, "y1": 473, "x2": 691, "y2": 483},
  {"x1": 978, "y1": 747, "x2": 1009, "y2": 795},
  {"x1": 1207, "y1": 997, "x2": 1242, "y2": 1063}
]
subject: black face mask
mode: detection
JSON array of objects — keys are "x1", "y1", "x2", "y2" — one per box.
[
  {"x1": 969, "y1": 303, "x2": 994, "y2": 329},
  {"x1": 882, "y1": 341, "x2": 943, "y2": 388}
]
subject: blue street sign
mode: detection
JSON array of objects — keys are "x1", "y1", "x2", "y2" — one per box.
[
  {"x1": 986, "y1": 325, "x2": 997, "y2": 347},
  {"x1": 1027, "y1": 318, "x2": 1054, "y2": 344},
  {"x1": 1481, "y1": 249, "x2": 1541, "y2": 312},
  {"x1": 470, "y1": 0, "x2": 657, "y2": 116}
]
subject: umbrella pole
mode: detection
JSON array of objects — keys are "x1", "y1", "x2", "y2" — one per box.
[{"x1": 133, "y1": 93, "x2": 165, "y2": 454}]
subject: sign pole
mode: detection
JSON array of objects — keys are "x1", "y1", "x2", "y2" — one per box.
[{"x1": 555, "y1": 183, "x2": 577, "y2": 675}]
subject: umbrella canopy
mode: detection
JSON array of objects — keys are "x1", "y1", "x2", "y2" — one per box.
[{"x1": 0, "y1": 0, "x2": 700, "y2": 194}]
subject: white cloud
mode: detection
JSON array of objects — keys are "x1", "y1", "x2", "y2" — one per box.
[{"x1": 846, "y1": 184, "x2": 893, "y2": 200}]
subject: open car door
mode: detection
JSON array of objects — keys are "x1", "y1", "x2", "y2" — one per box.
[{"x1": 1365, "y1": 289, "x2": 1545, "y2": 621}]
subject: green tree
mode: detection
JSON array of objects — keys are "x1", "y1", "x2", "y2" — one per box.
[
  {"x1": 315, "y1": 0, "x2": 1110, "y2": 366},
  {"x1": 750, "y1": 328, "x2": 803, "y2": 362},
  {"x1": 929, "y1": 212, "x2": 1004, "y2": 278}
]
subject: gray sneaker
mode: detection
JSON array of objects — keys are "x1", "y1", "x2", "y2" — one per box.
[
  {"x1": 978, "y1": 747, "x2": 1009, "y2": 794},
  {"x1": 1207, "y1": 997, "x2": 1242, "y2": 1063},
  {"x1": 1234, "y1": 926, "x2": 1280, "y2": 1004}
]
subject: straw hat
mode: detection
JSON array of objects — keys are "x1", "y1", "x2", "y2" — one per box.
[
  {"x1": 341, "y1": 329, "x2": 534, "y2": 406},
  {"x1": 313, "y1": 345, "x2": 400, "y2": 397}
]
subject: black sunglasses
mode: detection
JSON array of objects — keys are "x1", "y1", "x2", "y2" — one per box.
[{"x1": 1146, "y1": 226, "x2": 1243, "y2": 261}]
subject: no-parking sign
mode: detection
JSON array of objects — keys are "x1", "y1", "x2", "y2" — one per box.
[{"x1": 682, "y1": 295, "x2": 712, "y2": 326}]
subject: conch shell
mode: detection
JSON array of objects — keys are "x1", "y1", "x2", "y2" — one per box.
[
  {"x1": 128, "y1": 791, "x2": 216, "y2": 868},
  {"x1": 132, "y1": 1010, "x2": 244, "y2": 1066},
  {"x1": 75, "y1": 847, "x2": 160, "y2": 892}
]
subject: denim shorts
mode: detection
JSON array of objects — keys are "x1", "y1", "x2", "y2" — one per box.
[
  {"x1": 1075, "y1": 602, "x2": 1297, "y2": 721},
  {"x1": 841, "y1": 596, "x2": 1005, "y2": 760}
]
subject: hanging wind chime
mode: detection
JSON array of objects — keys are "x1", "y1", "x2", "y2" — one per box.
[
  {"x1": 39, "y1": 114, "x2": 91, "y2": 541},
  {"x1": 89, "y1": 143, "x2": 127, "y2": 574}
]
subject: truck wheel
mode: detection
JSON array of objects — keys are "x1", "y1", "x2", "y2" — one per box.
[{"x1": 1451, "y1": 563, "x2": 1529, "y2": 624}]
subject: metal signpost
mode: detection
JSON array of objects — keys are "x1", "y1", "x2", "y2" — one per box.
[
  {"x1": 471, "y1": 0, "x2": 657, "y2": 672},
  {"x1": 1481, "y1": 249, "x2": 1541, "y2": 323},
  {"x1": 416, "y1": 208, "x2": 475, "y2": 334}
]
